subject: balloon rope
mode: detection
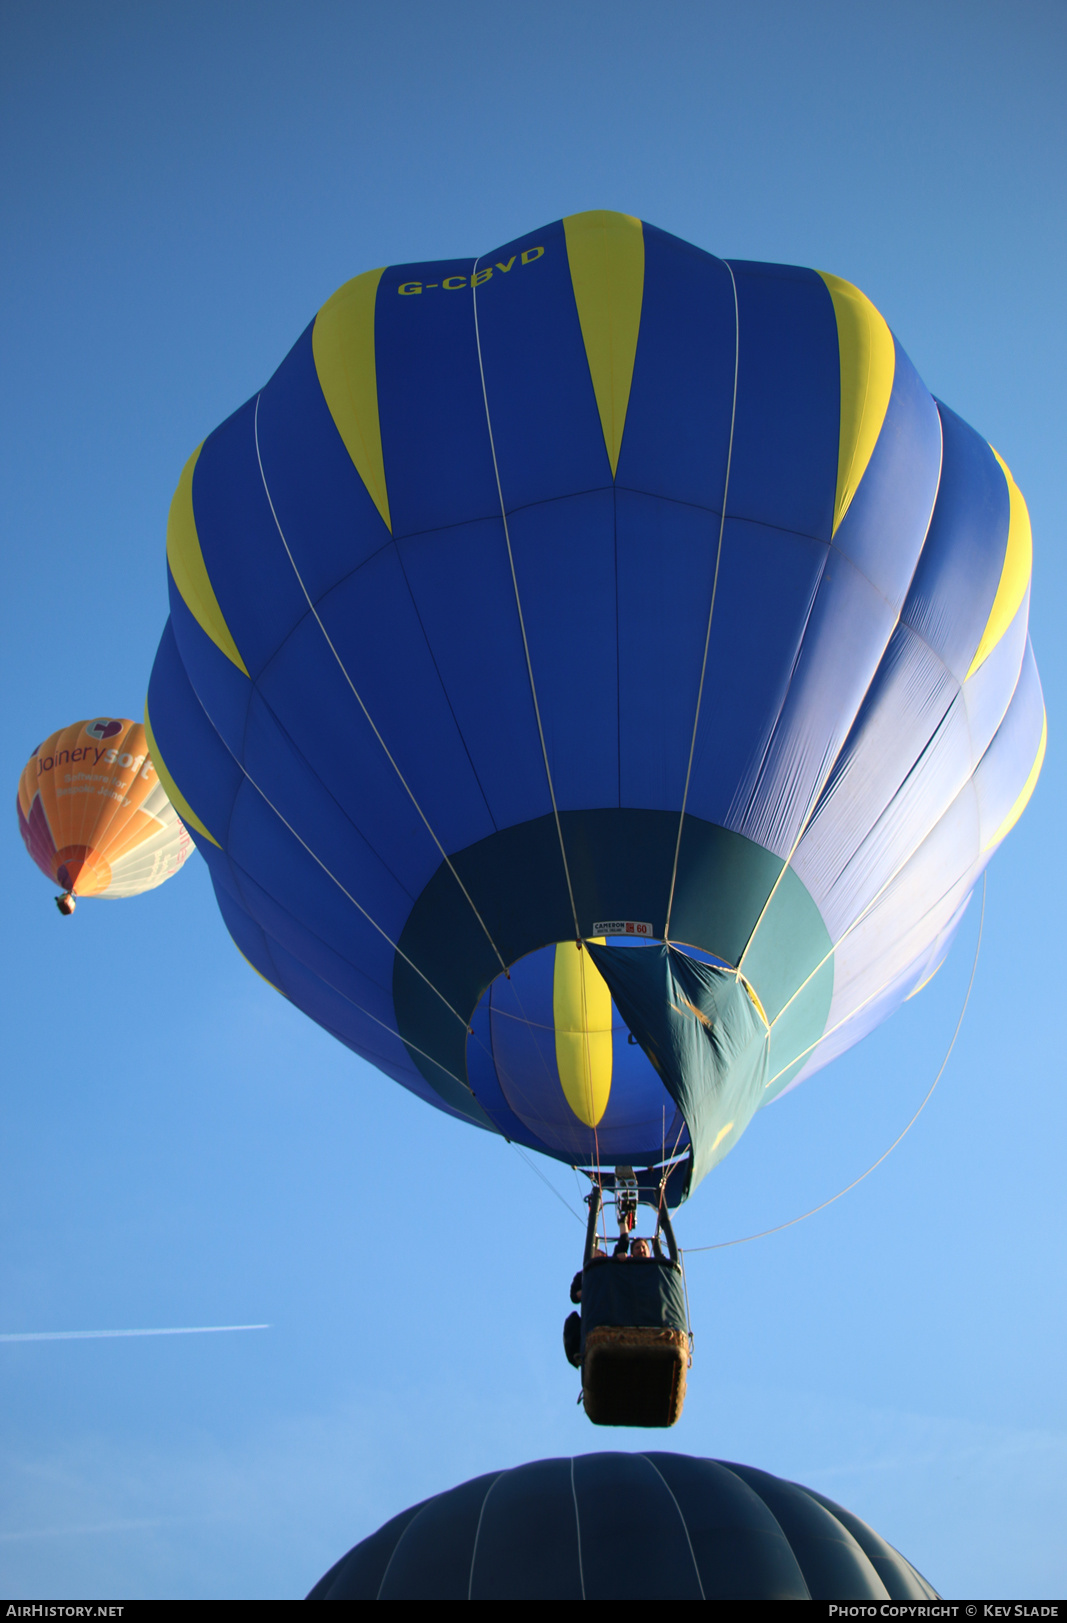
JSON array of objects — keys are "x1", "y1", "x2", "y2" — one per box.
[
  {"x1": 510, "y1": 1143, "x2": 584, "y2": 1222},
  {"x1": 181, "y1": 674, "x2": 473, "y2": 1037},
  {"x1": 736, "y1": 442, "x2": 947, "y2": 985},
  {"x1": 466, "y1": 1476, "x2": 506, "y2": 1602},
  {"x1": 639, "y1": 1458, "x2": 705, "y2": 1598},
  {"x1": 682, "y1": 871, "x2": 985, "y2": 1254},
  {"x1": 470, "y1": 258, "x2": 581, "y2": 945},
  {"x1": 252, "y1": 397, "x2": 511, "y2": 979},
  {"x1": 760, "y1": 860, "x2": 984, "y2": 1095},
  {"x1": 664, "y1": 258, "x2": 740, "y2": 943},
  {"x1": 763, "y1": 811, "x2": 986, "y2": 1052},
  {"x1": 569, "y1": 1460, "x2": 587, "y2": 1601}
]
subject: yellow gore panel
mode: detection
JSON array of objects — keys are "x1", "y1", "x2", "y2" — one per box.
[
  {"x1": 740, "y1": 973, "x2": 769, "y2": 1029},
  {"x1": 709, "y1": 1120, "x2": 735, "y2": 1155},
  {"x1": 166, "y1": 445, "x2": 249, "y2": 675},
  {"x1": 563, "y1": 211, "x2": 645, "y2": 478},
  {"x1": 144, "y1": 706, "x2": 220, "y2": 847},
  {"x1": 967, "y1": 447, "x2": 1034, "y2": 679},
  {"x1": 818, "y1": 271, "x2": 896, "y2": 536},
  {"x1": 312, "y1": 267, "x2": 392, "y2": 531},
  {"x1": 984, "y1": 709, "x2": 1046, "y2": 852},
  {"x1": 553, "y1": 938, "x2": 613, "y2": 1128}
]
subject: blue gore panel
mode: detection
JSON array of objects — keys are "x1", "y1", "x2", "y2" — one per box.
[
  {"x1": 960, "y1": 591, "x2": 1029, "y2": 758},
  {"x1": 396, "y1": 515, "x2": 552, "y2": 830},
  {"x1": 475, "y1": 218, "x2": 611, "y2": 504},
  {"x1": 560, "y1": 1047, "x2": 689, "y2": 1167},
  {"x1": 212, "y1": 853, "x2": 490, "y2": 1137},
  {"x1": 616, "y1": 223, "x2": 737, "y2": 509},
  {"x1": 506, "y1": 489, "x2": 620, "y2": 810},
  {"x1": 147, "y1": 620, "x2": 244, "y2": 845},
  {"x1": 190, "y1": 395, "x2": 308, "y2": 678},
  {"x1": 211, "y1": 867, "x2": 282, "y2": 984},
  {"x1": 251, "y1": 612, "x2": 439, "y2": 898},
  {"x1": 482, "y1": 939, "x2": 559, "y2": 1141},
  {"x1": 254, "y1": 322, "x2": 393, "y2": 598},
  {"x1": 301, "y1": 547, "x2": 498, "y2": 853},
  {"x1": 725, "y1": 261, "x2": 838, "y2": 541},
  {"x1": 681, "y1": 516, "x2": 829, "y2": 833},
  {"x1": 251, "y1": 923, "x2": 486, "y2": 1124},
  {"x1": 238, "y1": 686, "x2": 418, "y2": 926},
  {"x1": 832, "y1": 338, "x2": 942, "y2": 612},
  {"x1": 251, "y1": 627, "x2": 423, "y2": 889},
  {"x1": 375, "y1": 259, "x2": 498, "y2": 537},
  {"x1": 795, "y1": 785, "x2": 986, "y2": 1091},
  {"x1": 221, "y1": 783, "x2": 403, "y2": 996},
  {"x1": 166, "y1": 570, "x2": 252, "y2": 752},
  {"x1": 615, "y1": 490, "x2": 721, "y2": 811},
  {"x1": 724, "y1": 551, "x2": 898, "y2": 859},
  {"x1": 904, "y1": 401, "x2": 1011, "y2": 681},
  {"x1": 253, "y1": 563, "x2": 496, "y2": 889},
  {"x1": 210, "y1": 879, "x2": 443, "y2": 1097},
  {"x1": 828, "y1": 870, "x2": 977, "y2": 1040},
  {"x1": 973, "y1": 640, "x2": 1044, "y2": 840},
  {"x1": 798, "y1": 621, "x2": 963, "y2": 926},
  {"x1": 220, "y1": 869, "x2": 419, "y2": 1084},
  {"x1": 200, "y1": 834, "x2": 252, "y2": 913},
  {"x1": 470, "y1": 941, "x2": 689, "y2": 1165},
  {"x1": 465, "y1": 995, "x2": 549, "y2": 1153}
]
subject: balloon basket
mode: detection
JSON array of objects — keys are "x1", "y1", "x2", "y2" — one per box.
[{"x1": 582, "y1": 1325, "x2": 689, "y2": 1427}]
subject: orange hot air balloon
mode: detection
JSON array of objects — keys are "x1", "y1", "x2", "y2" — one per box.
[{"x1": 17, "y1": 717, "x2": 193, "y2": 914}]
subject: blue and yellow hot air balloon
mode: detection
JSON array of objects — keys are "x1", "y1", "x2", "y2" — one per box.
[{"x1": 146, "y1": 212, "x2": 1044, "y2": 1202}]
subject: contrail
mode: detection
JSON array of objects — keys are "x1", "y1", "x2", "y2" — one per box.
[{"x1": 0, "y1": 1324, "x2": 270, "y2": 1343}]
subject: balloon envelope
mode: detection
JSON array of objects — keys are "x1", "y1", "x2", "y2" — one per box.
[
  {"x1": 18, "y1": 718, "x2": 192, "y2": 903},
  {"x1": 307, "y1": 1451, "x2": 938, "y2": 1600},
  {"x1": 146, "y1": 211, "x2": 1044, "y2": 1194}
]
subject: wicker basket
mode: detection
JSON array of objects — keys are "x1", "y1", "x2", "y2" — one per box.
[{"x1": 582, "y1": 1325, "x2": 689, "y2": 1427}]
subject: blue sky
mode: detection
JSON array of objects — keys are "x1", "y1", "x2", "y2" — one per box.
[{"x1": 2, "y1": 0, "x2": 1064, "y2": 1599}]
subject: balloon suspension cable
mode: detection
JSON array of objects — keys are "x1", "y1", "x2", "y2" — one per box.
[
  {"x1": 470, "y1": 259, "x2": 582, "y2": 946},
  {"x1": 664, "y1": 256, "x2": 739, "y2": 944},
  {"x1": 679, "y1": 1244, "x2": 694, "y2": 1352},
  {"x1": 683, "y1": 871, "x2": 986, "y2": 1255},
  {"x1": 509, "y1": 1142, "x2": 584, "y2": 1223},
  {"x1": 251, "y1": 395, "x2": 512, "y2": 980},
  {"x1": 181, "y1": 672, "x2": 476, "y2": 1045}
]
